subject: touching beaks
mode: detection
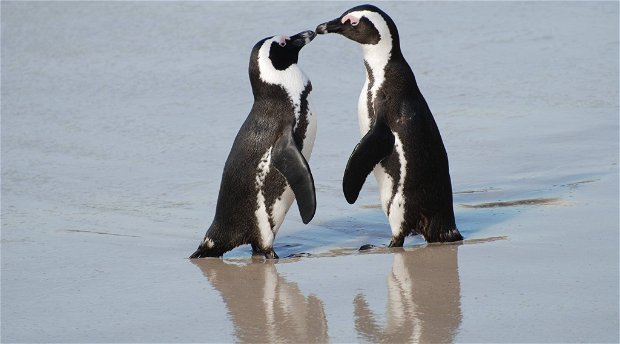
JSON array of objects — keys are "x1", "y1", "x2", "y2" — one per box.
[{"x1": 287, "y1": 30, "x2": 316, "y2": 47}]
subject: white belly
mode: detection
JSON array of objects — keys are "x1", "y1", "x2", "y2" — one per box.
[
  {"x1": 255, "y1": 148, "x2": 275, "y2": 249},
  {"x1": 259, "y1": 104, "x2": 317, "y2": 249},
  {"x1": 301, "y1": 97, "x2": 317, "y2": 159},
  {"x1": 358, "y1": 80, "x2": 406, "y2": 237}
]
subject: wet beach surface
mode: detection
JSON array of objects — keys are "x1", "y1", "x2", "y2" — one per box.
[{"x1": 2, "y1": 2, "x2": 618, "y2": 342}]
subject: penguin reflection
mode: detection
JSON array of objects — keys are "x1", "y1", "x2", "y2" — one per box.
[
  {"x1": 193, "y1": 259, "x2": 328, "y2": 343},
  {"x1": 354, "y1": 244, "x2": 462, "y2": 343}
]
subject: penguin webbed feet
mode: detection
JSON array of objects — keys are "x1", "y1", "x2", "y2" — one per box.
[
  {"x1": 263, "y1": 250, "x2": 279, "y2": 260},
  {"x1": 252, "y1": 245, "x2": 279, "y2": 260},
  {"x1": 388, "y1": 236, "x2": 405, "y2": 248}
]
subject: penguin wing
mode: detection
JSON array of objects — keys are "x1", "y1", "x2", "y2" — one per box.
[
  {"x1": 272, "y1": 128, "x2": 316, "y2": 224},
  {"x1": 343, "y1": 118, "x2": 395, "y2": 204}
]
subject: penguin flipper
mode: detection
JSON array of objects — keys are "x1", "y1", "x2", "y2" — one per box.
[
  {"x1": 272, "y1": 128, "x2": 316, "y2": 224},
  {"x1": 343, "y1": 118, "x2": 395, "y2": 204}
]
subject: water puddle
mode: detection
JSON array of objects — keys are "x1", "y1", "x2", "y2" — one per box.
[
  {"x1": 459, "y1": 197, "x2": 566, "y2": 208},
  {"x1": 454, "y1": 187, "x2": 501, "y2": 194},
  {"x1": 64, "y1": 229, "x2": 140, "y2": 238},
  {"x1": 561, "y1": 179, "x2": 598, "y2": 189},
  {"x1": 201, "y1": 236, "x2": 507, "y2": 263},
  {"x1": 358, "y1": 204, "x2": 382, "y2": 209}
]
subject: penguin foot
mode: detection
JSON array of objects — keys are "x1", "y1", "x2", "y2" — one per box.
[
  {"x1": 252, "y1": 248, "x2": 279, "y2": 260},
  {"x1": 388, "y1": 237, "x2": 405, "y2": 248},
  {"x1": 264, "y1": 250, "x2": 279, "y2": 259}
]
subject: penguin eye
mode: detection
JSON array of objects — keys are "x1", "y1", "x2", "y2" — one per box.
[
  {"x1": 279, "y1": 41, "x2": 286, "y2": 47},
  {"x1": 350, "y1": 19, "x2": 359, "y2": 26}
]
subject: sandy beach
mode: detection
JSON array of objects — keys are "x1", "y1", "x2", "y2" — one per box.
[{"x1": 2, "y1": 2, "x2": 618, "y2": 342}]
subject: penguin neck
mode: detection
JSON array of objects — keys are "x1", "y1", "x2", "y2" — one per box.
[
  {"x1": 361, "y1": 36, "x2": 405, "y2": 69},
  {"x1": 252, "y1": 66, "x2": 309, "y2": 112},
  {"x1": 358, "y1": 11, "x2": 403, "y2": 80},
  {"x1": 362, "y1": 41, "x2": 389, "y2": 68},
  {"x1": 361, "y1": 38, "x2": 402, "y2": 104},
  {"x1": 254, "y1": 42, "x2": 309, "y2": 105},
  {"x1": 264, "y1": 68, "x2": 307, "y2": 97}
]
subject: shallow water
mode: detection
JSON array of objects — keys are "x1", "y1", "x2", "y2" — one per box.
[{"x1": 2, "y1": 2, "x2": 618, "y2": 342}]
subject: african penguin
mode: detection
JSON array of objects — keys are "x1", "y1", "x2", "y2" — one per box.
[
  {"x1": 316, "y1": 5, "x2": 463, "y2": 246},
  {"x1": 190, "y1": 30, "x2": 317, "y2": 259}
]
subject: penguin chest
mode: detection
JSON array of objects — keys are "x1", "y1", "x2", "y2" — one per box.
[
  {"x1": 371, "y1": 133, "x2": 408, "y2": 236},
  {"x1": 358, "y1": 79, "x2": 373, "y2": 135},
  {"x1": 294, "y1": 86, "x2": 317, "y2": 159},
  {"x1": 300, "y1": 104, "x2": 317, "y2": 158},
  {"x1": 358, "y1": 58, "x2": 388, "y2": 135},
  {"x1": 357, "y1": 77, "x2": 408, "y2": 234}
]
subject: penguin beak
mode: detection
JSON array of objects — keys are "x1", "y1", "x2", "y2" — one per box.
[
  {"x1": 316, "y1": 18, "x2": 342, "y2": 34},
  {"x1": 288, "y1": 30, "x2": 317, "y2": 47}
]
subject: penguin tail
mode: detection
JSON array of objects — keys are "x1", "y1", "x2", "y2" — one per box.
[
  {"x1": 189, "y1": 233, "x2": 223, "y2": 259},
  {"x1": 437, "y1": 227, "x2": 464, "y2": 243},
  {"x1": 189, "y1": 244, "x2": 223, "y2": 259},
  {"x1": 423, "y1": 215, "x2": 464, "y2": 243},
  {"x1": 189, "y1": 247, "x2": 206, "y2": 259}
]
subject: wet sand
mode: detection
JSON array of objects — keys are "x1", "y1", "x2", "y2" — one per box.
[{"x1": 2, "y1": 2, "x2": 618, "y2": 342}]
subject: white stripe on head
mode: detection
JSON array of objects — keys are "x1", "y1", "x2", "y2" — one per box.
[
  {"x1": 353, "y1": 11, "x2": 392, "y2": 134},
  {"x1": 257, "y1": 36, "x2": 310, "y2": 124},
  {"x1": 346, "y1": 10, "x2": 392, "y2": 61},
  {"x1": 350, "y1": 11, "x2": 393, "y2": 116},
  {"x1": 257, "y1": 37, "x2": 309, "y2": 99}
]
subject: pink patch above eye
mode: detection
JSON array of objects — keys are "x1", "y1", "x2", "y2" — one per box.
[
  {"x1": 278, "y1": 36, "x2": 290, "y2": 47},
  {"x1": 341, "y1": 14, "x2": 359, "y2": 26}
]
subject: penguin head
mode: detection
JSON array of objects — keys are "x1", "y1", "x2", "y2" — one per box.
[
  {"x1": 315, "y1": 4, "x2": 398, "y2": 47},
  {"x1": 250, "y1": 31, "x2": 316, "y2": 72},
  {"x1": 249, "y1": 30, "x2": 315, "y2": 92}
]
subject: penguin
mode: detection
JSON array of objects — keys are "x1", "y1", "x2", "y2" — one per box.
[
  {"x1": 190, "y1": 30, "x2": 317, "y2": 259},
  {"x1": 316, "y1": 5, "x2": 463, "y2": 246}
]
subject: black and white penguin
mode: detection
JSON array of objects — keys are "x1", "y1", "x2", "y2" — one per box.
[
  {"x1": 190, "y1": 30, "x2": 317, "y2": 259},
  {"x1": 316, "y1": 5, "x2": 463, "y2": 246}
]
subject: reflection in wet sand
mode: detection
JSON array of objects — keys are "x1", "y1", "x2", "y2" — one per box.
[
  {"x1": 354, "y1": 245, "x2": 462, "y2": 343},
  {"x1": 192, "y1": 259, "x2": 328, "y2": 343}
]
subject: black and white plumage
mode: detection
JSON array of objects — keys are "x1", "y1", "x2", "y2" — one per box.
[
  {"x1": 316, "y1": 5, "x2": 463, "y2": 246},
  {"x1": 190, "y1": 31, "x2": 317, "y2": 259}
]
